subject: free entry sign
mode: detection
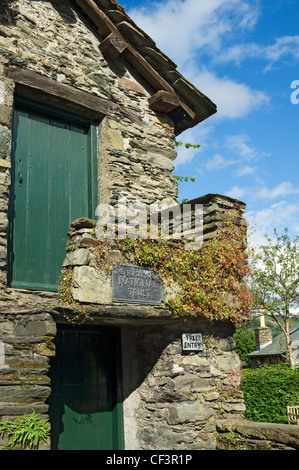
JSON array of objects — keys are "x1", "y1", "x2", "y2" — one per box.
[{"x1": 182, "y1": 333, "x2": 203, "y2": 352}]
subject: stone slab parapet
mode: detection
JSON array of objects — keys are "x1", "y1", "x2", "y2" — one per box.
[{"x1": 217, "y1": 419, "x2": 299, "y2": 450}]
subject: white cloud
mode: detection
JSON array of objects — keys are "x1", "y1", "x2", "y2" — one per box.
[
  {"x1": 220, "y1": 36, "x2": 299, "y2": 71},
  {"x1": 246, "y1": 201, "x2": 299, "y2": 247},
  {"x1": 292, "y1": 224, "x2": 299, "y2": 236},
  {"x1": 256, "y1": 182, "x2": 299, "y2": 200},
  {"x1": 226, "y1": 181, "x2": 299, "y2": 202},
  {"x1": 225, "y1": 182, "x2": 299, "y2": 246},
  {"x1": 199, "y1": 133, "x2": 267, "y2": 175},
  {"x1": 189, "y1": 69, "x2": 269, "y2": 119},
  {"x1": 225, "y1": 185, "x2": 248, "y2": 200},
  {"x1": 204, "y1": 153, "x2": 237, "y2": 171},
  {"x1": 234, "y1": 165, "x2": 257, "y2": 177},
  {"x1": 175, "y1": 129, "x2": 268, "y2": 172},
  {"x1": 226, "y1": 134, "x2": 268, "y2": 161},
  {"x1": 128, "y1": 0, "x2": 260, "y2": 66},
  {"x1": 248, "y1": 201, "x2": 299, "y2": 228},
  {"x1": 225, "y1": 134, "x2": 268, "y2": 177},
  {"x1": 128, "y1": 0, "x2": 268, "y2": 120}
]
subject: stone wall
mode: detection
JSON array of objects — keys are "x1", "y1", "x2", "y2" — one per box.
[
  {"x1": 121, "y1": 320, "x2": 245, "y2": 450},
  {"x1": 0, "y1": 0, "x2": 254, "y2": 452},
  {"x1": 0, "y1": 195, "x2": 249, "y2": 450},
  {"x1": 217, "y1": 420, "x2": 299, "y2": 450},
  {"x1": 0, "y1": 311, "x2": 56, "y2": 449},
  {"x1": 56, "y1": 192, "x2": 247, "y2": 318},
  {"x1": 0, "y1": 0, "x2": 178, "y2": 290},
  {"x1": 55, "y1": 204, "x2": 248, "y2": 450},
  {"x1": 0, "y1": 310, "x2": 245, "y2": 451},
  {"x1": 0, "y1": 60, "x2": 13, "y2": 290},
  {"x1": 1, "y1": 307, "x2": 298, "y2": 451}
]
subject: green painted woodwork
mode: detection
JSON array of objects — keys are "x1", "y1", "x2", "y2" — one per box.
[
  {"x1": 48, "y1": 327, "x2": 124, "y2": 451},
  {"x1": 8, "y1": 98, "x2": 98, "y2": 291}
]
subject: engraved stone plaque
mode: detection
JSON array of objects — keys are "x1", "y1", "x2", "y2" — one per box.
[{"x1": 112, "y1": 264, "x2": 164, "y2": 305}]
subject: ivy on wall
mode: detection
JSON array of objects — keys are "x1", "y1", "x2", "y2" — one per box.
[
  {"x1": 119, "y1": 215, "x2": 253, "y2": 326},
  {"x1": 58, "y1": 212, "x2": 253, "y2": 326}
]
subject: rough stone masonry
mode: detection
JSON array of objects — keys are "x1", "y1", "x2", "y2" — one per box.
[{"x1": 0, "y1": 0, "x2": 262, "y2": 451}]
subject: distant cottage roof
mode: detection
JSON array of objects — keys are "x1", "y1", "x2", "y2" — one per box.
[
  {"x1": 69, "y1": 0, "x2": 217, "y2": 134},
  {"x1": 247, "y1": 324, "x2": 299, "y2": 358}
]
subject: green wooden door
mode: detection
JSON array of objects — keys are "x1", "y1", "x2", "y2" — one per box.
[
  {"x1": 8, "y1": 98, "x2": 98, "y2": 291},
  {"x1": 48, "y1": 327, "x2": 124, "y2": 450}
]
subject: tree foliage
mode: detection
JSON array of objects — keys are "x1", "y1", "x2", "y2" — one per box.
[
  {"x1": 250, "y1": 228, "x2": 299, "y2": 368},
  {"x1": 233, "y1": 326, "x2": 256, "y2": 364}
]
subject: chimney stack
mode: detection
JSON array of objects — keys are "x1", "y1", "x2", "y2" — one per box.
[{"x1": 255, "y1": 312, "x2": 272, "y2": 350}]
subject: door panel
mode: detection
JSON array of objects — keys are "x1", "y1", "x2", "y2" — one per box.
[
  {"x1": 48, "y1": 327, "x2": 124, "y2": 450},
  {"x1": 8, "y1": 99, "x2": 98, "y2": 291}
]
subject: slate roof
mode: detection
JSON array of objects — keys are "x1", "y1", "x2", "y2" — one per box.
[
  {"x1": 72, "y1": 0, "x2": 217, "y2": 134},
  {"x1": 247, "y1": 324, "x2": 299, "y2": 357}
]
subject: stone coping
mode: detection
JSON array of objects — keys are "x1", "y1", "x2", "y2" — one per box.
[{"x1": 217, "y1": 419, "x2": 299, "y2": 450}]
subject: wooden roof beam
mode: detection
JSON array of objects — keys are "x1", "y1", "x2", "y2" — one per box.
[
  {"x1": 148, "y1": 90, "x2": 180, "y2": 114},
  {"x1": 6, "y1": 67, "x2": 141, "y2": 124},
  {"x1": 73, "y1": 0, "x2": 119, "y2": 37},
  {"x1": 99, "y1": 32, "x2": 127, "y2": 61},
  {"x1": 73, "y1": 0, "x2": 196, "y2": 120}
]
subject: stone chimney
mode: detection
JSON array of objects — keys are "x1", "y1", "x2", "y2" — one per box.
[{"x1": 254, "y1": 312, "x2": 272, "y2": 350}]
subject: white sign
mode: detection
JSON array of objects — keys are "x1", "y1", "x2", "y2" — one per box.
[
  {"x1": 182, "y1": 333, "x2": 203, "y2": 352},
  {"x1": 0, "y1": 340, "x2": 7, "y2": 368}
]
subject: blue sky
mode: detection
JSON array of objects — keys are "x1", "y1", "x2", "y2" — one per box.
[{"x1": 120, "y1": 0, "x2": 299, "y2": 247}]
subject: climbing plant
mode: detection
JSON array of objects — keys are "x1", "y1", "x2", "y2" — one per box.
[
  {"x1": 90, "y1": 212, "x2": 253, "y2": 326},
  {"x1": 173, "y1": 139, "x2": 199, "y2": 203},
  {"x1": 174, "y1": 139, "x2": 200, "y2": 150},
  {"x1": 58, "y1": 202, "x2": 253, "y2": 327}
]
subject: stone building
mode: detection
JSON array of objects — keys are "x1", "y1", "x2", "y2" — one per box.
[
  {"x1": 248, "y1": 315, "x2": 299, "y2": 369},
  {"x1": 0, "y1": 0, "x2": 250, "y2": 450}
]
